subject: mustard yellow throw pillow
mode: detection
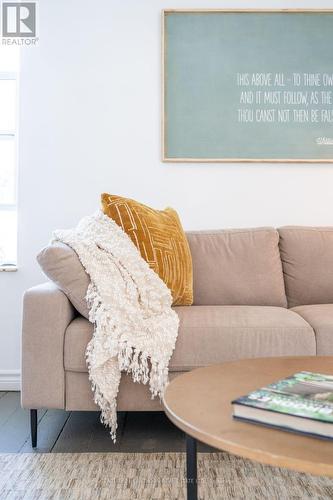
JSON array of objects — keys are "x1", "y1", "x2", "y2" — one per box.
[{"x1": 101, "y1": 193, "x2": 193, "y2": 306}]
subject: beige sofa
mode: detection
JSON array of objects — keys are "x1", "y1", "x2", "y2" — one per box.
[{"x1": 22, "y1": 226, "x2": 333, "y2": 447}]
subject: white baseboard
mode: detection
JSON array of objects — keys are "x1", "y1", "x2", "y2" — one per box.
[{"x1": 0, "y1": 370, "x2": 21, "y2": 391}]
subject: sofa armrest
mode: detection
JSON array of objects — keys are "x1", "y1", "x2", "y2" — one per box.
[{"x1": 21, "y1": 282, "x2": 76, "y2": 409}]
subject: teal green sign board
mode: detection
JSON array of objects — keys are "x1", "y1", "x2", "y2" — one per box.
[{"x1": 162, "y1": 10, "x2": 333, "y2": 162}]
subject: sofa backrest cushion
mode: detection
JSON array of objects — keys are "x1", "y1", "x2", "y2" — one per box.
[
  {"x1": 278, "y1": 226, "x2": 333, "y2": 308},
  {"x1": 186, "y1": 228, "x2": 287, "y2": 307},
  {"x1": 37, "y1": 242, "x2": 90, "y2": 319}
]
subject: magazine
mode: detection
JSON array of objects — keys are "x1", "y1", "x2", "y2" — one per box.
[{"x1": 232, "y1": 371, "x2": 333, "y2": 439}]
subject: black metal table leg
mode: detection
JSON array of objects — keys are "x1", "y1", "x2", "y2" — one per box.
[
  {"x1": 186, "y1": 434, "x2": 198, "y2": 500},
  {"x1": 30, "y1": 409, "x2": 37, "y2": 448}
]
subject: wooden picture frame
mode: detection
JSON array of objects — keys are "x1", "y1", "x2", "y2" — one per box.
[{"x1": 162, "y1": 10, "x2": 333, "y2": 163}]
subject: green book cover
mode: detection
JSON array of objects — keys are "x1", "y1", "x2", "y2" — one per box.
[{"x1": 233, "y1": 372, "x2": 333, "y2": 423}]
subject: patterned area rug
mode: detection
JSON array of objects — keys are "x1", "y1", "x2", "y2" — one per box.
[{"x1": 0, "y1": 452, "x2": 332, "y2": 499}]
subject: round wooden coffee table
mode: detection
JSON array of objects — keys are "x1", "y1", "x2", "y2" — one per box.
[{"x1": 163, "y1": 357, "x2": 333, "y2": 500}]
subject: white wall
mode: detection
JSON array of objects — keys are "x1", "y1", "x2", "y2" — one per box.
[{"x1": 1, "y1": 0, "x2": 333, "y2": 382}]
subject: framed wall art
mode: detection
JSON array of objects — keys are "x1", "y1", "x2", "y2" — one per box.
[{"x1": 162, "y1": 10, "x2": 333, "y2": 162}]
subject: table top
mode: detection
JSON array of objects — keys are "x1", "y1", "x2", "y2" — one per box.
[{"x1": 163, "y1": 357, "x2": 333, "y2": 477}]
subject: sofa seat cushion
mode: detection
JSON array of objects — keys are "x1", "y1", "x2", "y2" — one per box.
[
  {"x1": 64, "y1": 306, "x2": 315, "y2": 373},
  {"x1": 292, "y1": 304, "x2": 333, "y2": 355}
]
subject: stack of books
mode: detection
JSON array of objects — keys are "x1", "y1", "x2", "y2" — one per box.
[{"x1": 232, "y1": 371, "x2": 333, "y2": 439}]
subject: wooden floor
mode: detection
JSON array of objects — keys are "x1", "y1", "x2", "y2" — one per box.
[{"x1": 0, "y1": 392, "x2": 213, "y2": 453}]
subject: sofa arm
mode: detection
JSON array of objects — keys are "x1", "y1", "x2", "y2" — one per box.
[{"x1": 21, "y1": 282, "x2": 76, "y2": 409}]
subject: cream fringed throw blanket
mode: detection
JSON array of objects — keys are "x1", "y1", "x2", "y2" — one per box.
[{"x1": 53, "y1": 211, "x2": 179, "y2": 441}]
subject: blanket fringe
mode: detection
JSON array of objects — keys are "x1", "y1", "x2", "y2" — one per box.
[{"x1": 85, "y1": 281, "x2": 171, "y2": 441}]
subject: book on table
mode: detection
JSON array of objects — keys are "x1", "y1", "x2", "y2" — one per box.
[{"x1": 232, "y1": 371, "x2": 333, "y2": 439}]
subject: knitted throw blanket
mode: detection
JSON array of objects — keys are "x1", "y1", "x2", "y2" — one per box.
[{"x1": 53, "y1": 211, "x2": 179, "y2": 440}]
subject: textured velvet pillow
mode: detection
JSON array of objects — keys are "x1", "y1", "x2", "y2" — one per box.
[{"x1": 101, "y1": 193, "x2": 193, "y2": 306}]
